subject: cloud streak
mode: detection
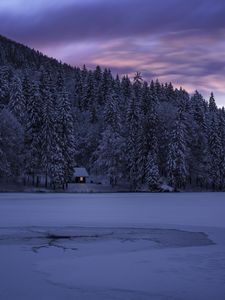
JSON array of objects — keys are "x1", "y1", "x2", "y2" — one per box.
[{"x1": 2, "y1": 0, "x2": 225, "y2": 45}]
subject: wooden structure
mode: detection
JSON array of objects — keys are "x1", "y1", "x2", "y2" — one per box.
[{"x1": 73, "y1": 167, "x2": 89, "y2": 183}]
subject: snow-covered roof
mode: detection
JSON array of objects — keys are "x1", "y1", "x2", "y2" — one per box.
[{"x1": 74, "y1": 167, "x2": 89, "y2": 177}]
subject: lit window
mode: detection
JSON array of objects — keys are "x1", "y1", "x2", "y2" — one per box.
[{"x1": 80, "y1": 177, "x2": 84, "y2": 182}]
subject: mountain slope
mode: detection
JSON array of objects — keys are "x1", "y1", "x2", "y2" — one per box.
[{"x1": 0, "y1": 34, "x2": 224, "y2": 192}]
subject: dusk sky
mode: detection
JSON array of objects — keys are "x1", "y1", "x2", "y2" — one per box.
[{"x1": 1, "y1": 0, "x2": 225, "y2": 105}]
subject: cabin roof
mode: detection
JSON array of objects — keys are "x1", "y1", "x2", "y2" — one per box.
[{"x1": 74, "y1": 167, "x2": 89, "y2": 177}]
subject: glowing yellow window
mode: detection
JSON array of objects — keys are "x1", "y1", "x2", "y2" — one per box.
[{"x1": 80, "y1": 177, "x2": 84, "y2": 182}]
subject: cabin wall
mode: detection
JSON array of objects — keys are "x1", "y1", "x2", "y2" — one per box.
[{"x1": 75, "y1": 177, "x2": 86, "y2": 184}]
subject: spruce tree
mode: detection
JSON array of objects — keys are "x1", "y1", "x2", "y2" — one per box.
[
  {"x1": 94, "y1": 88, "x2": 124, "y2": 186},
  {"x1": 126, "y1": 91, "x2": 141, "y2": 189},
  {"x1": 0, "y1": 108, "x2": 24, "y2": 178},
  {"x1": 57, "y1": 81, "x2": 75, "y2": 187},
  {"x1": 208, "y1": 113, "x2": 224, "y2": 190},
  {"x1": 103, "y1": 91, "x2": 121, "y2": 131},
  {"x1": 39, "y1": 69, "x2": 56, "y2": 187},
  {"x1": 167, "y1": 109, "x2": 188, "y2": 190},
  {"x1": 94, "y1": 128, "x2": 125, "y2": 187},
  {"x1": 9, "y1": 74, "x2": 25, "y2": 124},
  {"x1": 0, "y1": 131, "x2": 10, "y2": 178},
  {"x1": 24, "y1": 80, "x2": 42, "y2": 185},
  {"x1": 137, "y1": 82, "x2": 159, "y2": 185},
  {"x1": 0, "y1": 66, "x2": 11, "y2": 106},
  {"x1": 209, "y1": 92, "x2": 217, "y2": 113},
  {"x1": 146, "y1": 151, "x2": 160, "y2": 191},
  {"x1": 189, "y1": 91, "x2": 208, "y2": 186}
]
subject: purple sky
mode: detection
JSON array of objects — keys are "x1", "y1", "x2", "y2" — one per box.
[{"x1": 1, "y1": 0, "x2": 225, "y2": 105}]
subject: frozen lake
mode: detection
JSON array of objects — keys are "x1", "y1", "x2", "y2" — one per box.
[{"x1": 0, "y1": 193, "x2": 225, "y2": 300}]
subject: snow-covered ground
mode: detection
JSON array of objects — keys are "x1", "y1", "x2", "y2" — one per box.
[{"x1": 0, "y1": 193, "x2": 225, "y2": 300}]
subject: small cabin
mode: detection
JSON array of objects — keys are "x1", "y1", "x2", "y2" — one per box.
[{"x1": 73, "y1": 167, "x2": 89, "y2": 183}]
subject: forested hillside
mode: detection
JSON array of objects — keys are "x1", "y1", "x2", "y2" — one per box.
[{"x1": 0, "y1": 35, "x2": 224, "y2": 191}]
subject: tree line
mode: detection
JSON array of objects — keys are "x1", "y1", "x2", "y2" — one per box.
[{"x1": 0, "y1": 35, "x2": 225, "y2": 191}]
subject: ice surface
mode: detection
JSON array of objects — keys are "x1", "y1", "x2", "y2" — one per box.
[
  {"x1": 0, "y1": 192, "x2": 225, "y2": 228},
  {"x1": 0, "y1": 193, "x2": 225, "y2": 300}
]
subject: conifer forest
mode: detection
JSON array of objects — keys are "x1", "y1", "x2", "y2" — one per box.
[{"x1": 0, "y1": 35, "x2": 224, "y2": 191}]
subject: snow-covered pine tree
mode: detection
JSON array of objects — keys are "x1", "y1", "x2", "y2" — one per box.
[
  {"x1": 219, "y1": 108, "x2": 225, "y2": 187},
  {"x1": 80, "y1": 71, "x2": 94, "y2": 111},
  {"x1": 189, "y1": 91, "x2": 208, "y2": 186},
  {"x1": 92, "y1": 65, "x2": 103, "y2": 114},
  {"x1": 126, "y1": 90, "x2": 141, "y2": 189},
  {"x1": 0, "y1": 130, "x2": 10, "y2": 178},
  {"x1": 154, "y1": 79, "x2": 163, "y2": 101},
  {"x1": 0, "y1": 66, "x2": 11, "y2": 106},
  {"x1": 209, "y1": 92, "x2": 217, "y2": 113},
  {"x1": 164, "y1": 82, "x2": 176, "y2": 103},
  {"x1": 103, "y1": 90, "x2": 121, "y2": 131},
  {"x1": 121, "y1": 76, "x2": 132, "y2": 101},
  {"x1": 24, "y1": 80, "x2": 42, "y2": 185},
  {"x1": 167, "y1": 109, "x2": 188, "y2": 190},
  {"x1": 39, "y1": 68, "x2": 58, "y2": 187},
  {"x1": 133, "y1": 72, "x2": 143, "y2": 85},
  {"x1": 99, "y1": 68, "x2": 113, "y2": 106},
  {"x1": 94, "y1": 127, "x2": 125, "y2": 187},
  {"x1": 120, "y1": 76, "x2": 133, "y2": 129},
  {"x1": 46, "y1": 71, "x2": 66, "y2": 189},
  {"x1": 207, "y1": 111, "x2": 224, "y2": 190},
  {"x1": 94, "y1": 86, "x2": 125, "y2": 186},
  {"x1": 22, "y1": 72, "x2": 31, "y2": 110},
  {"x1": 205, "y1": 92, "x2": 224, "y2": 190},
  {"x1": 73, "y1": 69, "x2": 83, "y2": 110},
  {"x1": 57, "y1": 74, "x2": 75, "y2": 187},
  {"x1": 146, "y1": 151, "x2": 160, "y2": 191},
  {"x1": 0, "y1": 108, "x2": 24, "y2": 178},
  {"x1": 48, "y1": 137, "x2": 65, "y2": 189},
  {"x1": 9, "y1": 74, "x2": 25, "y2": 124},
  {"x1": 137, "y1": 81, "x2": 159, "y2": 186},
  {"x1": 93, "y1": 65, "x2": 102, "y2": 83},
  {"x1": 149, "y1": 80, "x2": 156, "y2": 98}
]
